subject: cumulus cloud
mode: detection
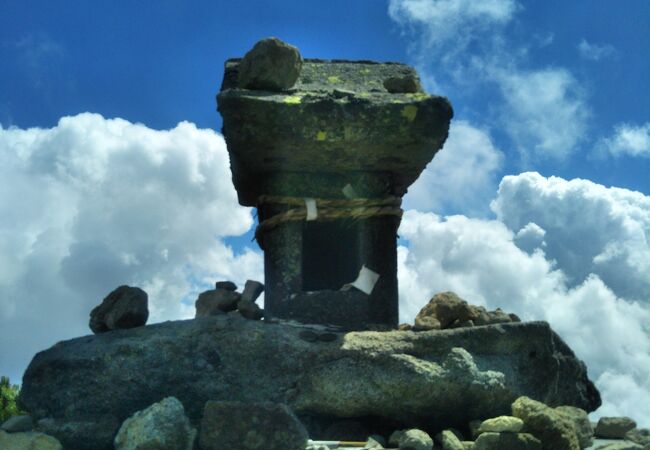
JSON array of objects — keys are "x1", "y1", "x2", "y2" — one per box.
[
  {"x1": 388, "y1": 0, "x2": 590, "y2": 162},
  {"x1": 578, "y1": 39, "x2": 616, "y2": 61},
  {"x1": 398, "y1": 172, "x2": 650, "y2": 426},
  {"x1": 492, "y1": 172, "x2": 650, "y2": 301},
  {"x1": 388, "y1": 0, "x2": 518, "y2": 58},
  {"x1": 0, "y1": 113, "x2": 263, "y2": 383},
  {"x1": 597, "y1": 122, "x2": 650, "y2": 158},
  {"x1": 404, "y1": 120, "x2": 503, "y2": 215},
  {"x1": 492, "y1": 68, "x2": 589, "y2": 161}
]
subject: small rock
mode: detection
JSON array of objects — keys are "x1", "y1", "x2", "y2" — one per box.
[
  {"x1": 89, "y1": 285, "x2": 148, "y2": 333},
  {"x1": 1, "y1": 414, "x2": 33, "y2": 432},
  {"x1": 596, "y1": 417, "x2": 638, "y2": 439},
  {"x1": 478, "y1": 416, "x2": 524, "y2": 433},
  {"x1": 238, "y1": 37, "x2": 302, "y2": 91},
  {"x1": 486, "y1": 308, "x2": 514, "y2": 325},
  {"x1": 215, "y1": 281, "x2": 237, "y2": 291},
  {"x1": 237, "y1": 298, "x2": 264, "y2": 320},
  {"x1": 367, "y1": 434, "x2": 386, "y2": 448},
  {"x1": 0, "y1": 430, "x2": 62, "y2": 450},
  {"x1": 392, "y1": 428, "x2": 433, "y2": 450},
  {"x1": 241, "y1": 279, "x2": 265, "y2": 303},
  {"x1": 383, "y1": 74, "x2": 421, "y2": 93},
  {"x1": 199, "y1": 401, "x2": 308, "y2": 450},
  {"x1": 114, "y1": 396, "x2": 196, "y2": 450},
  {"x1": 555, "y1": 405, "x2": 593, "y2": 448},
  {"x1": 389, "y1": 430, "x2": 405, "y2": 447},
  {"x1": 626, "y1": 428, "x2": 650, "y2": 446},
  {"x1": 511, "y1": 396, "x2": 580, "y2": 450},
  {"x1": 474, "y1": 432, "x2": 541, "y2": 450},
  {"x1": 595, "y1": 442, "x2": 643, "y2": 450},
  {"x1": 195, "y1": 289, "x2": 241, "y2": 317},
  {"x1": 441, "y1": 429, "x2": 465, "y2": 450},
  {"x1": 461, "y1": 441, "x2": 475, "y2": 450},
  {"x1": 398, "y1": 323, "x2": 413, "y2": 331},
  {"x1": 414, "y1": 292, "x2": 477, "y2": 330}
]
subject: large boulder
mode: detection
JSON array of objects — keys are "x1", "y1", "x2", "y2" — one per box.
[
  {"x1": 19, "y1": 317, "x2": 600, "y2": 450},
  {"x1": 89, "y1": 285, "x2": 148, "y2": 333}
]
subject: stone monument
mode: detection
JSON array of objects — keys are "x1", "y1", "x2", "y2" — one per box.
[{"x1": 217, "y1": 38, "x2": 453, "y2": 329}]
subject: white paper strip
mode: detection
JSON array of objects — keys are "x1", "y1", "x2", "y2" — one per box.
[
  {"x1": 342, "y1": 183, "x2": 358, "y2": 199},
  {"x1": 305, "y1": 198, "x2": 318, "y2": 221},
  {"x1": 350, "y1": 265, "x2": 380, "y2": 295}
]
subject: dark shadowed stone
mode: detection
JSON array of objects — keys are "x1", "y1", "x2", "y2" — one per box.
[
  {"x1": 36, "y1": 417, "x2": 120, "y2": 450},
  {"x1": 1, "y1": 415, "x2": 33, "y2": 432},
  {"x1": 555, "y1": 405, "x2": 593, "y2": 448},
  {"x1": 241, "y1": 279, "x2": 265, "y2": 303},
  {"x1": 19, "y1": 319, "x2": 600, "y2": 450},
  {"x1": 474, "y1": 432, "x2": 541, "y2": 450},
  {"x1": 237, "y1": 298, "x2": 264, "y2": 320},
  {"x1": 215, "y1": 281, "x2": 237, "y2": 291},
  {"x1": 89, "y1": 285, "x2": 148, "y2": 334},
  {"x1": 199, "y1": 401, "x2": 308, "y2": 450},
  {"x1": 626, "y1": 428, "x2": 650, "y2": 446},
  {"x1": 195, "y1": 289, "x2": 241, "y2": 317},
  {"x1": 383, "y1": 73, "x2": 421, "y2": 93},
  {"x1": 238, "y1": 37, "x2": 302, "y2": 91},
  {"x1": 596, "y1": 417, "x2": 638, "y2": 439}
]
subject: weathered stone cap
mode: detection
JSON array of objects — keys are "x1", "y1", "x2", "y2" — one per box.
[{"x1": 217, "y1": 56, "x2": 453, "y2": 206}]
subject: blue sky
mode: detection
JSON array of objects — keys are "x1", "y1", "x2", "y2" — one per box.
[{"x1": 1, "y1": 0, "x2": 649, "y2": 427}]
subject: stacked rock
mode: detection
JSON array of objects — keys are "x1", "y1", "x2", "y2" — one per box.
[
  {"x1": 403, "y1": 291, "x2": 521, "y2": 331},
  {"x1": 195, "y1": 279, "x2": 265, "y2": 320},
  {"x1": 89, "y1": 285, "x2": 149, "y2": 334}
]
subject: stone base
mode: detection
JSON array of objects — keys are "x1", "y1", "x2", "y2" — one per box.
[{"x1": 19, "y1": 316, "x2": 600, "y2": 450}]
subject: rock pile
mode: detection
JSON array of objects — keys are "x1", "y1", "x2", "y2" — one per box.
[
  {"x1": 195, "y1": 279, "x2": 264, "y2": 320},
  {"x1": 5, "y1": 396, "x2": 649, "y2": 449},
  {"x1": 403, "y1": 291, "x2": 520, "y2": 331}
]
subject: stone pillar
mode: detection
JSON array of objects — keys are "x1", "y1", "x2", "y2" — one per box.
[{"x1": 217, "y1": 38, "x2": 453, "y2": 330}]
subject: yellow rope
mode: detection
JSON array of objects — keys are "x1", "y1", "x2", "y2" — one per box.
[{"x1": 254, "y1": 195, "x2": 403, "y2": 246}]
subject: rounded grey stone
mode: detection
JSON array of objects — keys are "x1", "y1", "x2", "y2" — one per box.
[{"x1": 238, "y1": 37, "x2": 302, "y2": 91}]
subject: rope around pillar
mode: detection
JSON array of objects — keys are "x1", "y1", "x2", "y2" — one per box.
[{"x1": 254, "y1": 195, "x2": 403, "y2": 247}]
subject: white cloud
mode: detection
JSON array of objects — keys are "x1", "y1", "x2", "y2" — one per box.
[
  {"x1": 404, "y1": 120, "x2": 503, "y2": 215},
  {"x1": 398, "y1": 172, "x2": 650, "y2": 426},
  {"x1": 492, "y1": 68, "x2": 589, "y2": 161},
  {"x1": 492, "y1": 172, "x2": 650, "y2": 301},
  {"x1": 578, "y1": 39, "x2": 616, "y2": 61},
  {"x1": 388, "y1": 0, "x2": 590, "y2": 162},
  {"x1": 598, "y1": 122, "x2": 650, "y2": 158},
  {"x1": 0, "y1": 113, "x2": 263, "y2": 384},
  {"x1": 388, "y1": 0, "x2": 518, "y2": 56}
]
